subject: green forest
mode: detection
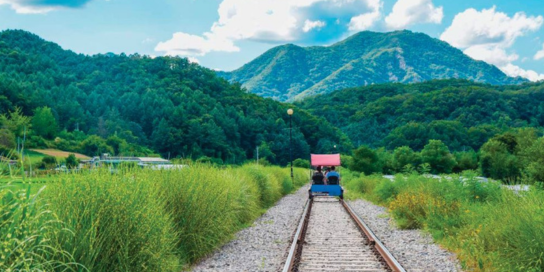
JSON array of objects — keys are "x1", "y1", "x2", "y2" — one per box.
[
  {"x1": 2, "y1": 30, "x2": 544, "y2": 184},
  {"x1": 0, "y1": 30, "x2": 350, "y2": 165},
  {"x1": 297, "y1": 79, "x2": 544, "y2": 151}
]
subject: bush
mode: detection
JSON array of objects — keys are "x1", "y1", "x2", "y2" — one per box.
[
  {"x1": 65, "y1": 154, "x2": 78, "y2": 168},
  {"x1": 392, "y1": 146, "x2": 420, "y2": 172},
  {"x1": 350, "y1": 146, "x2": 381, "y2": 175},
  {"x1": 421, "y1": 140, "x2": 457, "y2": 174},
  {"x1": 293, "y1": 158, "x2": 310, "y2": 168}
]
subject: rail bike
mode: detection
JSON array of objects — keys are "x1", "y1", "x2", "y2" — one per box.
[{"x1": 308, "y1": 153, "x2": 344, "y2": 199}]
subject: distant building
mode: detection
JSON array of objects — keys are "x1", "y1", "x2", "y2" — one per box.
[{"x1": 81, "y1": 154, "x2": 172, "y2": 168}]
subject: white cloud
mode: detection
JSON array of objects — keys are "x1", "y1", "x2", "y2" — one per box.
[
  {"x1": 0, "y1": 0, "x2": 93, "y2": 14},
  {"x1": 187, "y1": 57, "x2": 200, "y2": 64},
  {"x1": 441, "y1": 6, "x2": 543, "y2": 49},
  {"x1": 464, "y1": 45, "x2": 518, "y2": 67},
  {"x1": 441, "y1": 6, "x2": 544, "y2": 81},
  {"x1": 303, "y1": 20, "x2": 326, "y2": 32},
  {"x1": 154, "y1": 32, "x2": 239, "y2": 56},
  {"x1": 156, "y1": 0, "x2": 384, "y2": 56},
  {"x1": 501, "y1": 63, "x2": 544, "y2": 81},
  {"x1": 348, "y1": 0, "x2": 382, "y2": 31},
  {"x1": 385, "y1": 0, "x2": 443, "y2": 29},
  {"x1": 535, "y1": 43, "x2": 544, "y2": 60},
  {"x1": 141, "y1": 38, "x2": 155, "y2": 44}
]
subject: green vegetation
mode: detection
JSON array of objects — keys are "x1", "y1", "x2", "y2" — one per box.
[
  {"x1": 1, "y1": 164, "x2": 308, "y2": 271},
  {"x1": 221, "y1": 30, "x2": 523, "y2": 101},
  {"x1": 343, "y1": 172, "x2": 544, "y2": 272},
  {"x1": 0, "y1": 29, "x2": 350, "y2": 164},
  {"x1": 298, "y1": 79, "x2": 544, "y2": 152}
]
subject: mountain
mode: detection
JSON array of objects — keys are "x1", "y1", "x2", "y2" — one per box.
[
  {"x1": 296, "y1": 79, "x2": 544, "y2": 152},
  {"x1": 219, "y1": 30, "x2": 526, "y2": 101},
  {"x1": 0, "y1": 29, "x2": 352, "y2": 164}
]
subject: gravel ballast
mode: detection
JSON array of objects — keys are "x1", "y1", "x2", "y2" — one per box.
[
  {"x1": 349, "y1": 199, "x2": 463, "y2": 272},
  {"x1": 191, "y1": 185, "x2": 462, "y2": 272},
  {"x1": 191, "y1": 186, "x2": 309, "y2": 272}
]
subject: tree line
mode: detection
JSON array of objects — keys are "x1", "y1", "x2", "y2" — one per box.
[{"x1": 0, "y1": 30, "x2": 351, "y2": 165}]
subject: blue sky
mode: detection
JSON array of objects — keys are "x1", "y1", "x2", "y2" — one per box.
[{"x1": 1, "y1": 0, "x2": 544, "y2": 81}]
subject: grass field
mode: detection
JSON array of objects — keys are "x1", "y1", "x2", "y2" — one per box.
[
  {"x1": 30, "y1": 149, "x2": 90, "y2": 159},
  {"x1": 0, "y1": 164, "x2": 309, "y2": 272},
  {"x1": 343, "y1": 171, "x2": 544, "y2": 272}
]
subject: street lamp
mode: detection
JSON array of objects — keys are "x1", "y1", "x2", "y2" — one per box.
[
  {"x1": 334, "y1": 145, "x2": 337, "y2": 153},
  {"x1": 287, "y1": 108, "x2": 294, "y2": 180}
]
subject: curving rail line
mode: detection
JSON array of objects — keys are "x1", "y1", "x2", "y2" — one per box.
[{"x1": 283, "y1": 197, "x2": 406, "y2": 272}]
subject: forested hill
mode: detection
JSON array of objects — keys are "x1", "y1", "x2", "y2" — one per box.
[
  {"x1": 219, "y1": 30, "x2": 525, "y2": 101},
  {"x1": 0, "y1": 29, "x2": 352, "y2": 164},
  {"x1": 296, "y1": 79, "x2": 544, "y2": 152}
]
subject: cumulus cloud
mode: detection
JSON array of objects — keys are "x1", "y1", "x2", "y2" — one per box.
[
  {"x1": 156, "y1": 0, "x2": 384, "y2": 57},
  {"x1": 348, "y1": 0, "x2": 382, "y2": 31},
  {"x1": 463, "y1": 45, "x2": 519, "y2": 67},
  {"x1": 0, "y1": 0, "x2": 93, "y2": 13},
  {"x1": 441, "y1": 6, "x2": 542, "y2": 48},
  {"x1": 441, "y1": 6, "x2": 544, "y2": 81},
  {"x1": 187, "y1": 57, "x2": 200, "y2": 64},
  {"x1": 154, "y1": 32, "x2": 239, "y2": 56},
  {"x1": 501, "y1": 63, "x2": 544, "y2": 81},
  {"x1": 303, "y1": 20, "x2": 326, "y2": 32},
  {"x1": 385, "y1": 0, "x2": 443, "y2": 29},
  {"x1": 535, "y1": 43, "x2": 544, "y2": 60}
]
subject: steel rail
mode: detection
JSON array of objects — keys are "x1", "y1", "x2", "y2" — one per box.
[
  {"x1": 282, "y1": 198, "x2": 312, "y2": 272},
  {"x1": 282, "y1": 197, "x2": 406, "y2": 272},
  {"x1": 341, "y1": 199, "x2": 406, "y2": 272}
]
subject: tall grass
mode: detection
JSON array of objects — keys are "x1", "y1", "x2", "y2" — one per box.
[
  {"x1": 1, "y1": 163, "x2": 308, "y2": 271},
  {"x1": 344, "y1": 170, "x2": 544, "y2": 272},
  {"x1": 0, "y1": 184, "x2": 82, "y2": 271}
]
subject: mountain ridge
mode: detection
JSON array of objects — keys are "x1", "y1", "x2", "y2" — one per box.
[{"x1": 219, "y1": 30, "x2": 526, "y2": 101}]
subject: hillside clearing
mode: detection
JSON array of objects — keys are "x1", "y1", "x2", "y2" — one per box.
[{"x1": 30, "y1": 149, "x2": 91, "y2": 159}]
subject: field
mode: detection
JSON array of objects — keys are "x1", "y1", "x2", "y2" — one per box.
[
  {"x1": 30, "y1": 149, "x2": 91, "y2": 160},
  {"x1": 342, "y1": 171, "x2": 544, "y2": 272},
  {"x1": 0, "y1": 163, "x2": 309, "y2": 272}
]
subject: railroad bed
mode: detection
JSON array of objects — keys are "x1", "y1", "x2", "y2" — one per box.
[{"x1": 284, "y1": 197, "x2": 405, "y2": 272}]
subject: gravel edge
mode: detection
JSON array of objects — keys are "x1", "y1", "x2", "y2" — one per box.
[
  {"x1": 348, "y1": 199, "x2": 463, "y2": 272},
  {"x1": 191, "y1": 186, "x2": 309, "y2": 272}
]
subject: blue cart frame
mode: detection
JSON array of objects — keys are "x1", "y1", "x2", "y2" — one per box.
[{"x1": 308, "y1": 154, "x2": 344, "y2": 199}]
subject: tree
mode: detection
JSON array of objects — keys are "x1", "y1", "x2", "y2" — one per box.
[
  {"x1": 392, "y1": 146, "x2": 420, "y2": 172},
  {"x1": 293, "y1": 158, "x2": 310, "y2": 168},
  {"x1": 420, "y1": 140, "x2": 457, "y2": 174},
  {"x1": 480, "y1": 139, "x2": 521, "y2": 183},
  {"x1": 0, "y1": 128, "x2": 16, "y2": 149},
  {"x1": 65, "y1": 154, "x2": 78, "y2": 169},
  {"x1": 32, "y1": 107, "x2": 58, "y2": 139},
  {"x1": 0, "y1": 107, "x2": 31, "y2": 137},
  {"x1": 40, "y1": 156, "x2": 57, "y2": 169},
  {"x1": 79, "y1": 135, "x2": 114, "y2": 156},
  {"x1": 350, "y1": 146, "x2": 381, "y2": 175}
]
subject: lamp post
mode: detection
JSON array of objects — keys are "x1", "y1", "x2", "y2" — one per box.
[
  {"x1": 287, "y1": 108, "x2": 294, "y2": 180},
  {"x1": 334, "y1": 145, "x2": 337, "y2": 153}
]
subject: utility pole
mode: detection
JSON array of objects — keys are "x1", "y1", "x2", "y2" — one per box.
[{"x1": 287, "y1": 109, "x2": 294, "y2": 181}]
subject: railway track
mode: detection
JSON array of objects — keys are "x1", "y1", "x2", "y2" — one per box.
[{"x1": 283, "y1": 197, "x2": 405, "y2": 272}]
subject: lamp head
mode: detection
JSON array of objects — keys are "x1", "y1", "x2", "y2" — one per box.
[{"x1": 287, "y1": 108, "x2": 294, "y2": 116}]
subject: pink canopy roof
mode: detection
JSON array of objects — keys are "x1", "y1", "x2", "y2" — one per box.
[{"x1": 311, "y1": 154, "x2": 341, "y2": 166}]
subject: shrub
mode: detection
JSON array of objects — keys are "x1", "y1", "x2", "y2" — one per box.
[
  {"x1": 350, "y1": 146, "x2": 381, "y2": 175},
  {"x1": 293, "y1": 158, "x2": 310, "y2": 168},
  {"x1": 65, "y1": 154, "x2": 78, "y2": 168},
  {"x1": 374, "y1": 177, "x2": 399, "y2": 203},
  {"x1": 421, "y1": 140, "x2": 457, "y2": 174}
]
